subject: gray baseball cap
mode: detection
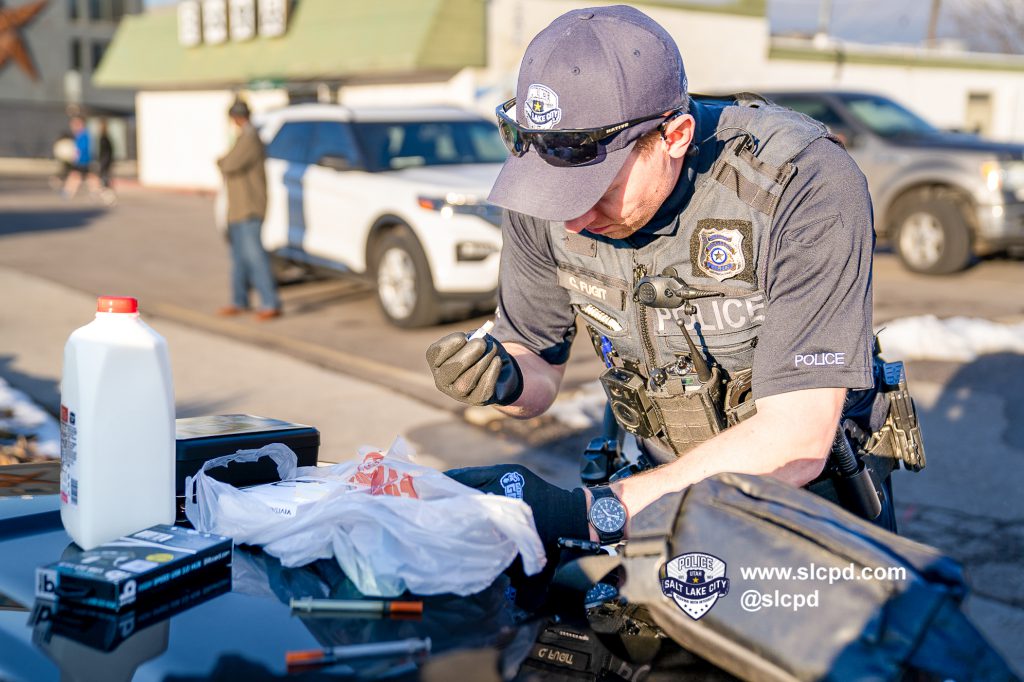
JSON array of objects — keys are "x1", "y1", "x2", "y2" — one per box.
[{"x1": 488, "y1": 5, "x2": 688, "y2": 222}]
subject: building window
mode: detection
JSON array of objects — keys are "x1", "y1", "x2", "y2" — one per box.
[
  {"x1": 70, "y1": 38, "x2": 82, "y2": 71},
  {"x1": 91, "y1": 41, "x2": 108, "y2": 70},
  {"x1": 966, "y1": 92, "x2": 993, "y2": 136},
  {"x1": 68, "y1": 0, "x2": 78, "y2": 20},
  {"x1": 88, "y1": 0, "x2": 122, "y2": 21}
]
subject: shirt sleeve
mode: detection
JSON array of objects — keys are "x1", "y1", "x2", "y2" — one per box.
[
  {"x1": 490, "y1": 210, "x2": 577, "y2": 365},
  {"x1": 217, "y1": 128, "x2": 262, "y2": 176},
  {"x1": 751, "y1": 138, "x2": 875, "y2": 400}
]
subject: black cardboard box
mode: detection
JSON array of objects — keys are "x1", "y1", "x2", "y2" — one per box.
[
  {"x1": 36, "y1": 525, "x2": 232, "y2": 611},
  {"x1": 175, "y1": 414, "x2": 320, "y2": 496},
  {"x1": 30, "y1": 568, "x2": 231, "y2": 652}
]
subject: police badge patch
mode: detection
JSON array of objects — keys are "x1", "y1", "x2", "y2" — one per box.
[
  {"x1": 661, "y1": 552, "x2": 731, "y2": 620},
  {"x1": 524, "y1": 83, "x2": 562, "y2": 129},
  {"x1": 690, "y1": 219, "x2": 755, "y2": 284}
]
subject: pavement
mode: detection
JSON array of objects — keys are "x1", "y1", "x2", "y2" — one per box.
[
  {"x1": 0, "y1": 175, "x2": 1022, "y2": 672},
  {"x1": 0, "y1": 265, "x2": 580, "y2": 486}
]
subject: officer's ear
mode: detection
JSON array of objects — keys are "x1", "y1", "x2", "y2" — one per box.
[{"x1": 661, "y1": 113, "x2": 695, "y2": 160}]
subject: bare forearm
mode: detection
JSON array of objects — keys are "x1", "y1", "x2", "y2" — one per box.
[
  {"x1": 614, "y1": 388, "x2": 845, "y2": 522},
  {"x1": 493, "y1": 342, "x2": 565, "y2": 419}
]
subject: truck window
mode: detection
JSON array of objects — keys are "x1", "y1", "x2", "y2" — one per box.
[{"x1": 773, "y1": 97, "x2": 846, "y2": 129}]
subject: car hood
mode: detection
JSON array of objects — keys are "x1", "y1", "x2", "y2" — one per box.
[
  {"x1": 382, "y1": 164, "x2": 503, "y2": 198},
  {"x1": 886, "y1": 132, "x2": 1024, "y2": 160}
]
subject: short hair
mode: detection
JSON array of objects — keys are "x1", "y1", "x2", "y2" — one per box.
[
  {"x1": 634, "y1": 129, "x2": 663, "y2": 158},
  {"x1": 634, "y1": 94, "x2": 690, "y2": 158}
]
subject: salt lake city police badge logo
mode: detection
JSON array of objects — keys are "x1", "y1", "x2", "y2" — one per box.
[
  {"x1": 661, "y1": 552, "x2": 730, "y2": 620},
  {"x1": 500, "y1": 471, "x2": 525, "y2": 499},
  {"x1": 524, "y1": 83, "x2": 562, "y2": 129},
  {"x1": 698, "y1": 227, "x2": 746, "y2": 282}
]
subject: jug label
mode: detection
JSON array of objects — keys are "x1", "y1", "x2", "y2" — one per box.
[{"x1": 60, "y1": 404, "x2": 79, "y2": 506}]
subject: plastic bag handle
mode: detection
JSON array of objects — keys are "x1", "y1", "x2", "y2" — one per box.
[
  {"x1": 195, "y1": 442, "x2": 297, "y2": 479},
  {"x1": 184, "y1": 443, "x2": 298, "y2": 527}
]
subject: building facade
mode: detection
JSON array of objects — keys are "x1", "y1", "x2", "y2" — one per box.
[
  {"x1": 0, "y1": 0, "x2": 143, "y2": 158},
  {"x1": 94, "y1": 0, "x2": 1024, "y2": 190}
]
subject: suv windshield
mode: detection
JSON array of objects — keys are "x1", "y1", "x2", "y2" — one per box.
[
  {"x1": 353, "y1": 120, "x2": 507, "y2": 172},
  {"x1": 837, "y1": 94, "x2": 938, "y2": 138}
]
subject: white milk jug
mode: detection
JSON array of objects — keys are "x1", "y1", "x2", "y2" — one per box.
[{"x1": 60, "y1": 296, "x2": 175, "y2": 549}]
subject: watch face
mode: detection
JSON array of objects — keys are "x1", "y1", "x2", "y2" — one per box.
[
  {"x1": 584, "y1": 582, "x2": 619, "y2": 609},
  {"x1": 590, "y1": 496, "x2": 626, "y2": 533}
]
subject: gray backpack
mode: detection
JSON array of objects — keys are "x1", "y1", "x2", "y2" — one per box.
[{"x1": 564, "y1": 473, "x2": 1016, "y2": 681}]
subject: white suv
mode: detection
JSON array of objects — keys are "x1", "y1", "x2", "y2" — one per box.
[{"x1": 258, "y1": 104, "x2": 506, "y2": 327}]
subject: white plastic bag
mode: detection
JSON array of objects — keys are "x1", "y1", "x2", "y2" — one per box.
[{"x1": 184, "y1": 439, "x2": 546, "y2": 597}]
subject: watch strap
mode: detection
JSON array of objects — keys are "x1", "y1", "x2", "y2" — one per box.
[{"x1": 588, "y1": 485, "x2": 626, "y2": 545}]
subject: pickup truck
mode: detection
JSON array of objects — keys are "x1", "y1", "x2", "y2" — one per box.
[{"x1": 762, "y1": 91, "x2": 1024, "y2": 274}]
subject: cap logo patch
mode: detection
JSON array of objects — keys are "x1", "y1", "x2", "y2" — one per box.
[
  {"x1": 697, "y1": 226, "x2": 746, "y2": 282},
  {"x1": 524, "y1": 83, "x2": 562, "y2": 129}
]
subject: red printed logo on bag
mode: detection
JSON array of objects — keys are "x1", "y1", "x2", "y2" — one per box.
[{"x1": 349, "y1": 452, "x2": 418, "y2": 499}]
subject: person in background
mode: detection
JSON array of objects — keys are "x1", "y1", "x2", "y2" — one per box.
[
  {"x1": 216, "y1": 98, "x2": 281, "y2": 321},
  {"x1": 96, "y1": 118, "x2": 116, "y2": 206},
  {"x1": 51, "y1": 131, "x2": 76, "y2": 191},
  {"x1": 62, "y1": 116, "x2": 98, "y2": 199}
]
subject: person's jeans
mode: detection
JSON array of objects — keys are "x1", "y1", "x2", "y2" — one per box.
[{"x1": 228, "y1": 218, "x2": 280, "y2": 311}]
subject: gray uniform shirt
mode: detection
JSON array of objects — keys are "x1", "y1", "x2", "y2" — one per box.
[{"x1": 491, "y1": 137, "x2": 874, "y2": 400}]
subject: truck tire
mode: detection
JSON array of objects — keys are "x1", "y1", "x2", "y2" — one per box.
[
  {"x1": 372, "y1": 227, "x2": 442, "y2": 328},
  {"x1": 890, "y1": 194, "x2": 972, "y2": 275}
]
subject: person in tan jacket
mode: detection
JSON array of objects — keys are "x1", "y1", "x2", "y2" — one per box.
[{"x1": 216, "y1": 99, "x2": 281, "y2": 320}]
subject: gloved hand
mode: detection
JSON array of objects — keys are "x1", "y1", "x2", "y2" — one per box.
[
  {"x1": 446, "y1": 464, "x2": 590, "y2": 610},
  {"x1": 426, "y1": 332, "x2": 523, "y2": 406},
  {"x1": 445, "y1": 464, "x2": 589, "y2": 556}
]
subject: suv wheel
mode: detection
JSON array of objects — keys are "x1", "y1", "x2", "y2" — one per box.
[
  {"x1": 373, "y1": 228, "x2": 441, "y2": 327},
  {"x1": 891, "y1": 194, "x2": 972, "y2": 275}
]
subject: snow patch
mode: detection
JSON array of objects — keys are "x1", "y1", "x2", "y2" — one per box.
[
  {"x1": 878, "y1": 315, "x2": 1024, "y2": 362},
  {"x1": 547, "y1": 381, "x2": 606, "y2": 430},
  {"x1": 543, "y1": 315, "x2": 1024, "y2": 432},
  {"x1": 0, "y1": 377, "x2": 59, "y2": 458}
]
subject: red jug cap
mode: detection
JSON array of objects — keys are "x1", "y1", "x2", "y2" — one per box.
[{"x1": 97, "y1": 296, "x2": 138, "y2": 314}]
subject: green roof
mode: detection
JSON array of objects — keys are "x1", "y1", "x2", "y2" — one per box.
[{"x1": 94, "y1": 0, "x2": 487, "y2": 89}]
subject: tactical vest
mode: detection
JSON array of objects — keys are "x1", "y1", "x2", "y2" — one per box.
[{"x1": 550, "y1": 94, "x2": 832, "y2": 462}]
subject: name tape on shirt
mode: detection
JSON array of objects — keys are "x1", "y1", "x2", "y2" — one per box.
[{"x1": 556, "y1": 269, "x2": 627, "y2": 310}]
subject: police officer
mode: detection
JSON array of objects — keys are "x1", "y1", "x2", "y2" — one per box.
[{"x1": 429, "y1": 5, "x2": 896, "y2": 555}]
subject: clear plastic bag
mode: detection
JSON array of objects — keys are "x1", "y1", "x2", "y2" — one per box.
[{"x1": 184, "y1": 439, "x2": 545, "y2": 597}]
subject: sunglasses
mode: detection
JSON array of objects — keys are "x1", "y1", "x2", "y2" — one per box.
[{"x1": 495, "y1": 98, "x2": 680, "y2": 167}]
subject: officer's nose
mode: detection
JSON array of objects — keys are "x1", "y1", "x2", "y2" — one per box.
[{"x1": 564, "y1": 209, "x2": 597, "y2": 233}]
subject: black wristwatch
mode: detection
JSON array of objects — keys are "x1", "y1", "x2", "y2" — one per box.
[{"x1": 588, "y1": 486, "x2": 627, "y2": 545}]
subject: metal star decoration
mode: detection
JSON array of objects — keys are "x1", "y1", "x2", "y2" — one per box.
[{"x1": 0, "y1": 0, "x2": 49, "y2": 81}]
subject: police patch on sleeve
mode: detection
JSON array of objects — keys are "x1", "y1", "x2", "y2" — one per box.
[
  {"x1": 690, "y1": 219, "x2": 755, "y2": 285},
  {"x1": 524, "y1": 84, "x2": 562, "y2": 129}
]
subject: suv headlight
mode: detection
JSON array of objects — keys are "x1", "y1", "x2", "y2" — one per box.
[
  {"x1": 982, "y1": 161, "x2": 1024, "y2": 200},
  {"x1": 417, "y1": 194, "x2": 503, "y2": 226}
]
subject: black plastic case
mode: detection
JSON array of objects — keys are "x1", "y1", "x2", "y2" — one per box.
[{"x1": 175, "y1": 414, "x2": 320, "y2": 495}]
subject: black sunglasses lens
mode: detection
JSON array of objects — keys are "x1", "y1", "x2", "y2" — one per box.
[
  {"x1": 498, "y1": 119, "x2": 528, "y2": 156},
  {"x1": 535, "y1": 133, "x2": 600, "y2": 166}
]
